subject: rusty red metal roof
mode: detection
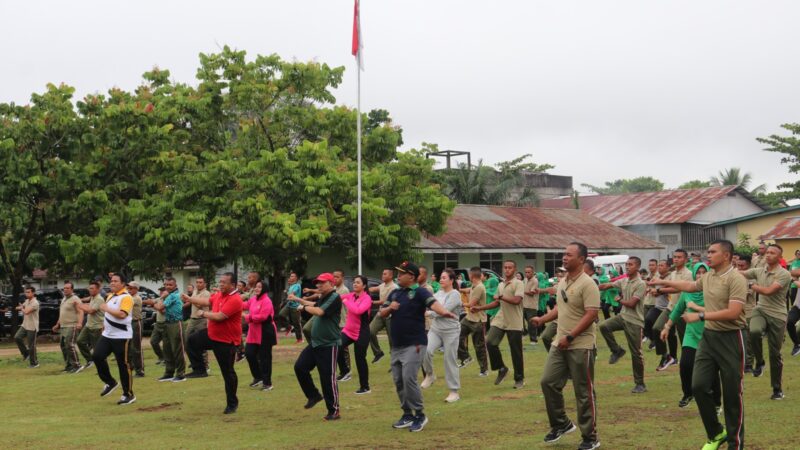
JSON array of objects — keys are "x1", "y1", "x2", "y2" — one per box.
[
  {"x1": 539, "y1": 186, "x2": 762, "y2": 226},
  {"x1": 418, "y1": 205, "x2": 663, "y2": 252},
  {"x1": 761, "y1": 216, "x2": 800, "y2": 240}
]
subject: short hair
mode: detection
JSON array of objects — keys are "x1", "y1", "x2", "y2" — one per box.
[
  {"x1": 111, "y1": 273, "x2": 126, "y2": 283},
  {"x1": 418, "y1": 265, "x2": 427, "y2": 271},
  {"x1": 469, "y1": 266, "x2": 482, "y2": 278},
  {"x1": 288, "y1": 271, "x2": 298, "y2": 278},
  {"x1": 710, "y1": 239, "x2": 734, "y2": 260},
  {"x1": 568, "y1": 242, "x2": 589, "y2": 259},
  {"x1": 583, "y1": 259, "x2": 595, "y2": 271},
  {"x1": 24, "y1": 286, "x2": 35, "y2": 293},
  {"x1": 222, "y1": 272, "x2": 237, "y2": 284},
  {"x1": 89, "y1": 281, "x2": 101, "y2": 289},
  {"x1": 674, "y1": 249, "x2": 688, "y2": 258},
  {"x1": 739, "y1": 258, "x2": 751, "y2": 267},
  {"x1": 629, "y1": 256, "x2": 642, "y2": 267},
  {"x1": 524, "y1": 265, "x2": 534, "y2": 271},
  {"x1": 383, "y1": 267, "x2": 394, "y2": 273},
  {"x1": 63, "y1": 281, "x2": 74, "y2": 289},
  {"x1": 333, "y1": 269, "x2": 345, "y2": 276},
  {"x1": 649, "y1": 259, "x2": 658, "y2": 264},
  {"x1": 195, "y1": 275, "x2": 206, "y2": 282},
  {"x1": 503, "y1": 260, "x2": 517, "y2": 267},
  {"x1": 769, "y1": 243, "x2": 784, "y2": 253},
  {"x1": 164, "y1": 276, "x2": 177, "y2": 283}
]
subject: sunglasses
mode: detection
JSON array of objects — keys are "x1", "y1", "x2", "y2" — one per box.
[{"x1": 561, "y1": 289, "x2": 568, "y2": 303}]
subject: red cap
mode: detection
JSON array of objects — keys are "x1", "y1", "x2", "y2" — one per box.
[{"x1": 314, "y1": 273, "x2": 335, "y2": 284}]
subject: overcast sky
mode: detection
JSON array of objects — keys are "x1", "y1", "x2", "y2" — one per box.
[{"x1": 3, "y1": 1, "x2": 799, "y2": 193}]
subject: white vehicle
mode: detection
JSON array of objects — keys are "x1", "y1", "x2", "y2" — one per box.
[{"x1": 590, "y1": 254, "x2": 629, "y2": 277}]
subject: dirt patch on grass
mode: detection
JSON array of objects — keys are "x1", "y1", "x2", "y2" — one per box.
[{"x1": 137, "y1": 402, "x2": 182, "y2": 412}]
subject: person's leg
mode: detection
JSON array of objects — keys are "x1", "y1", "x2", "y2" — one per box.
[
  {"x1": 112, "y1": 338, "x2": 133, "y2": 397},
  {"x1": 185, "y1": 319, "x2": 208, "y2": 370},
  {"x1": 540, "y1": 347, "x2": 571, "y2": 430},
  {"x1": 765, "y1": 315, "x2": 786, "y2": 392},
  {"x1": 245, "y1": 343, "x2": 261, "y2": 381},
  {"x1": 716, "y1": 330, "x2": 746, "y2": 450},
  {"x1": 77, "y1": 327, "x2": 93, "y2": 364},
  {"x1": 787, "y1": 306, "x2": 800, "y2": 347},
  {"x1": 150, "y1": 323, "x2": 164, "y2": 361},
  {"x1": 675, "y1": 320, "x2": 686, "y2": 359},
  {"x1": 369, "y1": 314, "x2": 386, "y2": 358},
  {"x1": 401, "y1": 344, "x2": 426, "y2": 415},
  {"x1": 391, "y1": 347, "x2": 410, "y2": 413},
  {"x1": 422, "y1": 330, "x2": 443, "y2": 379},
  {"x1": 599, "y1": 315, "x2": 625, "y2": 355},
  {"x1": 691, "y1": 333, "x2": 726, "y2": 444},
  {"x1": 507, "y1": 329, "x2": 524, "y2": 382},
  {"x1": 294, "y1": 345, "x2": 321, "y2": 401},
  {"x1": 338, "y1": 337, "x2": 351, "y2": 375},
  {"x1": 679, "y1": 346, "x2": 695, "y2": 399},
  {"x1": 601, "y1": 302, "x2": 611, "y2": 321},
  {"x1": 485, "y1": 326, "x2": 506, "y2": 372},
  {"x1": 187, "y1": 328, "x2": 212, "y2": 374},
  {"x1": 353, "y1": 335, "x2": 370, "y2": 390},
  {"x1": 541, "y1": 321, "x2": 557, "y2": 352},
  {"x1": 442, "y1": 329, "x2": 461, "y2": 391},
  {"x1": 59, "y1": 328, "x2": 69, "y2": 366},
  {"x1": 92, "y1": 336, "x2": 116, "y2": 387},
  {"x1": 749, "y1": 309, "x2": 767, "y2": 369},
  {"x1": 127, "y1": 320, "x2": 143, "y2": 373},
  {"x1": 473, "y1": 321, "x2": 489, "y2": 372},
  {"x1": 26, "y1": 330, "x2": 37, "y2": 365},
  {"x1": 644, "y1": 306, "x2": 660, "y2": 342},
  {"x1": 14, "y1": 326, "x2": 28, "y2": 359},
  {"x1": 64, "y1": 327, "x2": 80, "y2": 369},
  {"x1": 523, "y1": 308, "x2": 538, "y2": 342},
  {"x1": 174, "y1": 322, "x2": 186, "y2": 376},
  {"x1": 162, "y1": 323, "x2": 177, "y2": 377},
  {"x1": 261, "y1": 343, "x2": 273, "y2": 386},
  {"x1": 302, "y1": 317, "x2": 313, "y2": 344},
  {"x1": 652, "y1": 309, "x2": 669, "y2": 357},
  {"x1": 457, "y1": 318, "x2": 471, "y2": 362},
  {"x1": 212, "y1": 341, "x2": 239, "y2": 409},
  {"x1": 623, "y1": 321, "x2": 645, "y2": 386},
  {"x1": 566, "y1": 348, "x2": 598, "y2": 443},
  {"x1": 290, "y1": 309, "x2": 303, "y2": 340},
  {"x1": 313, "y1": 345, "x2": 340, "y2": 415}
]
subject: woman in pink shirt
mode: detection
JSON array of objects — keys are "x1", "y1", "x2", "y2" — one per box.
[
  {"x1": 336, "y1": 275, "x2": 373, "y2": 394},
  {"x1": 243, "y1": 281, "x2": 277, "y2": 391}
]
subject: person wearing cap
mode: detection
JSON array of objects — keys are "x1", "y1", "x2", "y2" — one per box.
[
  {"x1": 292, "y1": 272, "x2": 343, "y2": 421},
  {"x1": 380, "y1": 261, "x2": 457, "y2": 432},
  {"x1": 126, "y1": 282, "x2": 145, "y2": 377}
]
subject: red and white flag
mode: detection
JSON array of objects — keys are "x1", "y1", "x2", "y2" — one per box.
[{"x1": 352, "y1": 0, "x2": 364, "y2": 70}]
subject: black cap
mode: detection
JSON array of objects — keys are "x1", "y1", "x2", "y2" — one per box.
[{"x1": 395, "y1": 261, "x2": 420, "y2": 278}]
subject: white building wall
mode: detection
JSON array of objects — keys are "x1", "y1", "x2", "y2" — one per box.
[{"x1": 689, "y1": 192, "x2": 764, "y2": 225}]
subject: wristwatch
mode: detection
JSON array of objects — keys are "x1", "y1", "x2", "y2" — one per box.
[
  {"x1": 566, "y1": 335, "x2": 575, "y2": 343},
  {"x1": 699, "y1": 312, "x2": 705, "y2": 321}
]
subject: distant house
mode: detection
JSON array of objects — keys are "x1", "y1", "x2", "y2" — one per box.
[
  {"x1": 759, "y1": 216, "x2": 800, "y2": 257},
  {"x1": 540, "y1": 186, "x2": 769, "y2": 261},
  {"x1": 707, "y1": 204, "x2": 800, "y2": 247}
]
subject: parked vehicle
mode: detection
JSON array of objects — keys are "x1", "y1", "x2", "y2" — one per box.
[
  {"x1": 590, "y1": 255, "x2": 629, "y2": 277},
  {"x1": 452, "y1": 267, "x2": 502, "y2": 286}
]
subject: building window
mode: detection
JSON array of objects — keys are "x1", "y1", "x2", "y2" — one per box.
[
  {"x1": 432, "y1": 253, "x2": 459, "y2": 275},
  {"x1": 479, "y1": 253, "x2": 504, "y2": 274},
  {"x1": 543, "y1": 252, "x2": 563, "y2": 277}
]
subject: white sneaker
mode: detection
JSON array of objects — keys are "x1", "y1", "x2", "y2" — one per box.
[
  {"x1": 445, "y1": 391, "x2": 460, "y2": 403},
  {"x1": 420, "y1": 374, "x2": 436, "y2": 389}
]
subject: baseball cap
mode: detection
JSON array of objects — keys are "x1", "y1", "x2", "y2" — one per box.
[
  {"x1": 395, "y1": 261, "x2": 420, "y2": 278},
  {"x1": 314, "y1": 273, "x2": 335, "y2": 284}
]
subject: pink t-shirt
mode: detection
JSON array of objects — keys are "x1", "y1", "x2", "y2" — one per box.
[
  {"x1": 244, "y1": 294, "x2": 277, "y2": 345},
  {"x1": 341, "y1": 291, "x2": 372, "y2": 341}
]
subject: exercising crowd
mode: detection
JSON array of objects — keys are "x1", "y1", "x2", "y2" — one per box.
[{"x1": 11, "y1": 239, "x2": 796, "y2": 450}]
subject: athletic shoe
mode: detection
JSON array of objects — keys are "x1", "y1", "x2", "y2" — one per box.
[
  {"x1": 22, "y1": 354, "x2": 29, "y2": 362},
  {"x1": 74, "y1": 364, "x2": 86, "y2": 374},
  {"x1": 372, "y1": 353, "x2": 385, "y2": 364},
  {"x1": 117, "y1": 395, "x2": 136, "y2": 405},
  {"x1": 323, "y1": 411, "x2": 341, "y2": 421},
  {"x1": 223, "y1": 405, "x2": 238, "y2": 414},
  {"x1": 28, "y1": 363, "x2": 40, "y2": 368},
  {"x1": 392, "y1": 414, "x2": 415, "y2": 429},
  {"x1": 457, "y1": 357, "x2": 473, "y2": 368},
  {"x1": 185, "y1": 371, "x2": 208, "y2": 379},
  {"x1": 478, "y1": 371, "x2": 488, "y2": 377},
  {"x1": 66, "y1": 367, "x2": 79, "y2": 374},
  {"x1": 656, "y1": 355, "x2": 676, "y2": 371},
  {"x1": 84, "y1": 361, "x2": 94, "y2": 369},
  {"x1": 100, "y1": 382, "x2": 119, "y2": 397},
  {"x1": 701, "y1": 430, "x2": 727, "y2": 450},
  {"x1": 752, "y1": 364, "x2": 765, "y2": 377},
  {"x1": 157, "y1": 375, "x2": 174, "y2": 382},
  {"x1": 155, "y1": 359, "x2": 165, "y2": 366},
  {"x1": 409, "y1": 414, "x2": 428, "y2": 432},
  {"x1": 284, "y1": 326, "x2": 293, "y2": 337},
  {"x1": 771, "y1": 390, "x2": 785, "y2": 400},
  {"x1": 513, "y1": 380, "x2": 525, "y2": 390},
  {"x1": 249, "y1": 379, "x2": 263, "y2": 388},
  {"x1": 608, "y1": 349, "x2": 626, "y2": 365},
  {"x1": 528, "y1": 341, "x2": 537, "y2": 346},
  {"x1": 792, "y1": 344, "x2": 800, "y2": 357},
  {"x1": 355, "y1": 387, "x2": 371, "y2": 395},
  {"x1": 337, "y1": 371, "x2": 352, "y2": 382},
  {"x1": 543, "y1": 421, "x2": 577, "y2": 443},
  {"x1": 678, "y1": 395, "x2": 693, "y2": 408},
  {"x1": 235, "y1": 352, "x2": 245, "y2": 363},
  {"x1": 578, "y1": 439, "x2": 601, "y2": 450},
  {"x1": 171, "y1": 376, "x2": 186, "y2": 383},
  {"x1": 61, "y1": 366, "x2": 71, "y2": 372},
  {"x1": 295, "y1": 339, "x2": 303, "y2": 344},
  {"x1": 304, "y1": 395, "x2": 323, "y2": 409},
  {"x1": 494, "y1": 367, "x2": 509, "y2": 385},
  {"x1": 648, "y1": 341, "x2": 656, "y2": 351},
  {"x1": 630, "y1": 384, "x2": 647, "y2": 394},
  {"x1": 135, "y1": 371, "x2": 145, "y2": 378},
  {"x1": 744, "y1": 364, "x2": 753, "y2": 374},
  {"x1": 445, "y1": 391, "x2": 460, "y2": 403},
  {"x1": 420, "y1": 374, "x2": 436, "y2": 389},
  {"x1": 262, "y1": 385, "x2": 274, "y2": 392}
]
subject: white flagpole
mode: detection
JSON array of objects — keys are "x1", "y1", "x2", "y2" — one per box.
[{"x1": 356, "y1": 0, "x2": 363, "y2": 275}]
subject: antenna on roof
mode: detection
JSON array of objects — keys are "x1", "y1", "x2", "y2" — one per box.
[{"x1": 426, "y1": 149, "x2": 471, "y2": 170}]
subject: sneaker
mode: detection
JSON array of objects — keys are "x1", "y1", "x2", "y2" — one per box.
[
  {"x1": 701, "y1": 430, "x2": 727, "y2": 450},
  {"x1": 134, "y1": 371, "x2": 145, "y2": 378},
  {"x1": 284, "y1": 327, "x2": 293, "y2": 337},
  {"x1": 678, "y1": 395, "x2": 693, "y2": 408},
  {"x1": 337, "y1": 371, "x2": 352, "y2": 382},
  {"x1": 656, "y1": 355, "x2": 676, "y2": 371},
  {"x1": 372, "y1": 353, "x2": 385, "y2": 364},
  {"x1": 323, "y1": 411, "x2": 341, "y2": 421},
  {"x1": 157, "y1": 375, "x2": 174, "y2": 382},
  {"x1": 249, "y1": 379, "x2": 263, "y2": 388},
  {"x1": 84, "y1": 361, "x2": 94, "y2": 369},
  {"x1": 445, "y1": 391, "x2": 460, "y2": 403},
  {"x1": 100, "y1": 382, "x2": 119, "y2": 397},
  {"x1": 608, "y1": 349, "x2": 626, "y2": 365},
  {"x1": 578, "y1": 439, "x2": 601, "y2": 450},
  {"x1": 28, "y1": 363, "x2": 40, "y2": 368},
  {"x1": 155, "y1": 359, "x2": 165, "y2": 366},
  {"x1": 235, "y1": 352, "x2": 245, "y2": 363},
  {"x1": 420, "y1": 374, "x2": 436, "y2": 389},
  {"x1": 304, "y1": 395, "x2": 323, "y2": 409},
  {"x1": 117, "y1": 394, "x2": 136, "y2": 405},
  {"x1": 630, "y1": 384, "x2": 647, "y2": 394},
  {"x1": 648, "y1": 341, "x2": 656, "y2": 351},
  {"x1": 171, "y1": 376, "x2": 186, "y2": 383},
  {"x1": 771, "y1": 390, "x2": 785, "y2": 400},
  {"x1": 262, "y1": 384, "x2": 274, "y2": 392},
  {"x1": 74, "y1": 364, "x2": 86, "y2": 374},
  {"x1": 409, "y1": 414, "x2": 428, "y2": 432},
  {"x1": 66, "y1": 367, "x2": 79, "y2": 374},
  {"x1": 792, "y1": 344, "x2": 800, "y2": 357},
  {"x1": 185, "y1": 371, "x2": 208, "y2": 379},
  {"x1": 478, "y1": 371, "x2": 488, "y2": 377},
  {"x1": 392, "y1": 414, "x2": 415, "y2": 429},
  {"x1": 457, "y1": 356, "x2": 473, "y2": 368},
  {"x1": 529, "y1": 340, "x2": 537, "y2": 346},
  {"x1": 513, "y1": 380, "x2": 525, "y2": 390},
  {"x1": 543, "y1": 421, "x2": 577, "y2": 443},
  {"x1": 744, "y1": 364, "x2": 753, "y2": 374},
  {"x1": 494, "y1": 367, "x2": 509, "y2": 385},
  {"x1": 223, "y1": 405, "x2": 238, "y2": 414},
  {"x1": 355, "y1": 387, "x2": 371, "y2": 395},
  {"x1": 22, "y1": 354, "x2": 29, "y2": 362},
  {"x1": 752, "y1": 364, "x2": 765, "y2": 377}
]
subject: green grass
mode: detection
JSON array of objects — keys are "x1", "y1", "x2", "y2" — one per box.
[{"x1": 0, "y1": 335, "x2": 796, "y2": 449}]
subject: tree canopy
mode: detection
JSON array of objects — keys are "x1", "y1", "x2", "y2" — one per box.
[
  {"x1": 757, "y1": 123, "x2": 800, "y2": 203},
  {"x1": 581, "y1": 176, "x2": 665, "y2": 195}
]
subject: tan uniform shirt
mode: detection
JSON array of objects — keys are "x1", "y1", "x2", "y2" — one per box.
[
  {"x1": 21, "y1": 298, "x2": 40, "y2": 331},
  {"x1": 336, "y1": 284, "x2": 350, "y2": 327},
  {"x1": 378, "y1": 282, "x2": 397, "y2": 303},
  {"x1": 643, "y1": 273, "x2": 658, "y2": 307},
  {"x1": 465, "y1": 282, "x2": 487, "y2": 323},
  {"x1": 556, "y1": 272, "x2": 602, "y2": 350},
  {"x1": 190, "y1": 289, "x2": 211, "y2": 319},
  {"x1": 131, "y1": 294, "x2": 143, "y2": 321},
  {"x1": 743, "y1": 266, "x2": 791, "y2": 321},
  {"x1": 752, "y1": 254, "x2": 766, "y2": 269},
  {"x1": 86, "y1": 294, "x2": 105, "y2": 330},
  {"x1": 59, "y1": 295, "x2": 81, "y2": 327},
  {"x1": 523, "y1": 276, "x2": 539, "y2": 310},
  {"x1": 668, "y1": 266, "x2": 693, "y2": 309},
  {"x1": 744, "y1": 282, "x2": 756, "y2": 319},
  {"x1": 695, "y1": 265, "x2": 748, "y2": 332},
  {"x1": 613, "y1": 276, "x2": 647, "y2": 327},
  {"x1": 491, "y1": 278, "x2": 525, "y2": 331}
]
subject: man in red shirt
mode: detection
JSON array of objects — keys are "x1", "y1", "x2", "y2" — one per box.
[{"x1": 185, "y1": 272, "x2": 244, "y2": 414}]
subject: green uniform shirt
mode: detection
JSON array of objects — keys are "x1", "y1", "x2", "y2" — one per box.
[
  {"x1": 613, "y1": 276, "x2": 647, "y2": 327},
  {"x1": 694, "y1": 265, "x2": 748, "y2": 332},
  {"x1": 311, "y1": 292, "x2": 343, "y2": 348},
  {"x1": 743, "y1": 265, "x2": 791, "y2": 321},
  {"x1": 86, "y1": 294, "x2": 105, "y2": 329},
  {"x1": 669, "y1": 291, "x2": 705, "y2": 349}
]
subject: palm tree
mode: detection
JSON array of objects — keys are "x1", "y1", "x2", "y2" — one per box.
[
  {"x1": 441, "y1": 159, "x2": 540, "y2": 206},
  {"x1": 709, "y1": 167, "x2": 766, "y2": 195}
]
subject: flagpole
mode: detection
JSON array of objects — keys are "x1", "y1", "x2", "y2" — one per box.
[{"x1": 356, "y1": 0, "x2": 363, "y2": 275}]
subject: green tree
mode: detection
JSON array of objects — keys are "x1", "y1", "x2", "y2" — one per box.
[
  {"x1": 581, "y1": 176, "x2": 664, "y2": 195},
  {"x1": 757, "y1": 123, "x2": 800, "y2": 202},
  {"x1": 709, "y1": 167, "x2": 766, "y2": 195},
  {"x1": 678, "y1": 179, "x2": 712, "y2": 189}
]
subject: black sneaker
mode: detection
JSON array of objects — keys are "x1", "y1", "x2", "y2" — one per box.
[
  {"x1": 171, "y1": 376, "x2": 186, "y2": 383},
  {"x1": 337, "y1": 372, "x2": 352, "y2": 382},
  {"x1": 262, "y1": 385, "x2": 274, "y2": 392},
  {"x1": 223, "y1": 405, "x2": 238, "y2": 414},
  {"x1": 392, "y1": 413, "x2": 415, "y2": 429},
  {"x1": 28, "y1": 363, "x2": 40, "y2": 368},
  {"x1": 249, "y1": 379, "x2": 263, "y2": 388},
  {"x1": 355, "y1": 387, "x2": 371, "y2": 395},
  {"x1": 117, "y1": 394, "x2": 136, "y2": 405},
  {"x1": 372, "y1": 353, "x2": 385, "y2": 364},
  {"x1": 157, "y1": 374, "x2": 174, "y2": 382},
  {"x1": 771, "y1": 390, "x2": 785, "y2": 400},
  {"x1": 494, "y1": 367, "x2": 509, "y2": 385},
  {"x1": 678, "y1": 395, "x2": 693, "y2": 408},
  {"x1": 578, "y1": 439, "x2": 601, "y2": 450},
  {"x1": 185, "y1": 371, "x2": 208, "y2": 379},
  {"x1": 155, "y1": 359, "x2": 165, "y2": 366},
  {"x1": 84, "y1": 361, "x2": 94, "y2": 369},
  {"x1": 100, "y1": 382, "x2": 119, "y2": 397},
  {"x1": 630, "y1": 384, "x2": 647, "y2": 394},
  {"x1": 134, "y1": 371, "x2": 145, "y2": 378},
  {"x1": 792, "y1": 344, "x2": 800, "y2": 357},
  {"x1": 409, "y1": 414, "x2": 428, "y2": 432},
  {"x1": 304, "y1": 395, "x2": 323, "y2": 409},
  {"x1": 235, "y1": 352, "x2": 245, "y2": 363},
  {"x1": 323, "y1": 411, "x2": 341, "y2": 421},
  {"x1": 656, "y1": 355, "x2": 676, "y2": 371},
  {"x1": 608, "y1": 349, "x2": 626, "y2": 365},
  {"x1": 543, "y1": 421, "x2": 577, "y2": 443},
  {"x1": 457, "y1": 356, "x2": 473, "y2": 369},
  {"x1": 752, "y1": 364, "x2": 765, "y2": 378},
  {"x1": 744, "y1": 364, "x2": 753, "y2": 374}
]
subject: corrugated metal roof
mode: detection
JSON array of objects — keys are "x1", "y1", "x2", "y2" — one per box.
[
  {"x1": 417, "y1": 205, "x2": 663, "y2": 251},
  {"x1": 540, "y1": 186, "x2": 759, "y2": 226},
  {"x1": 761, "y1": 216, "x2": 800, "y2": 240}
]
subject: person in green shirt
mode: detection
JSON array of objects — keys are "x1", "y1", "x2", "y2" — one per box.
[
  {"x1": 660, "y1": 262, "x2": 721, "y2": 409},
  {"x1": 483, "y1": 272, "x2": 500, "y2": 326},
  {"x1": 430, "y1": 274, "x2": 441, "y2": 293}
]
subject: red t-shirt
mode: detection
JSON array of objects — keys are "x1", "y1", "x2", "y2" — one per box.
[{"x1": 208, "y1": 290, "x2": 243, "y2": 345}]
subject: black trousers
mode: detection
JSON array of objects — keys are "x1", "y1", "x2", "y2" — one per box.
[
  {"x1": 680, "y1": 346, "x2": 721, "y2": 404},
  {"x1": 92, "y1": 336, "x2": 133, "y2": 397},
  {"x1": 787, "y1": 306, "x2": 800, "y2": 347},
  {"x1": 245, "y1": 342, "x2": 274, "y2": 386},
  {"x1": 337, "y1": 333, "x2": 369, "y2": 390},
  {"x1": 644, "y1": 306, "x2": 661, "y2": 342},
  {"x1": 188, "y1": 329, "x2": 239, "y2": 408},
  {"x1": 295, "y1": 345, "x2": 340, "y2": 414}
]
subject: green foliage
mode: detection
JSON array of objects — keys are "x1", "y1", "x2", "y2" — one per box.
[
  {"x1": 757, "y1": 123, "x2": 800, "y2": 203},
  {"x1": 709, "y1": 167, "x2": 766, "y2": 195},
  {"x1": 581, "y1": 176, "x2": 664, "y2": 195},
  {"x1": 735, "y1": 233, "x2": 759, "y2": 256},
  {"x1": 678, "y1": 179, "x2": 712, "y2": 189}
]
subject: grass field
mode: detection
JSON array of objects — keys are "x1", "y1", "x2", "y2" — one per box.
[{"x1": 0, "y1": 334, "x2": 796, "y2": 449}]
